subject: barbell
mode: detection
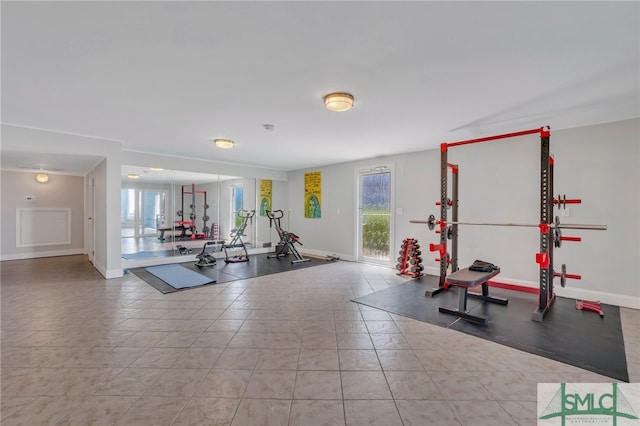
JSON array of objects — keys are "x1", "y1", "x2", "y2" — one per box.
[{"x1": 411, "y1": 214, "x2": 607, "y2": 231}]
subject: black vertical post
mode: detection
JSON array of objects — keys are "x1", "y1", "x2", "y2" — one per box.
[
  {"x1": 203, "y1": 190, "x2": 208, "y2": 235},
  {"x1": 450, "y1": 164, "x2": 459, "y2": 273},
  {"x1": 426, "y1": 145, "x2": 449, "y2": 297},
  {"x1": 439, "y1": 145, "x2": 448, "y2": 288},
  {"x1": 532, "y1": 128, "x2": 555, "y2": 321},
  {"x1": 181, "y1": 185, "x2": 185, "y2": 221}
]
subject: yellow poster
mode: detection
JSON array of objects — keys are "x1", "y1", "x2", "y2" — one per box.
[
  {"x1": 259, "y1": 179, "x2": 272, "y2": 216},
  {"x1": 304, "y1": 171, "x2": 322, "y2": 218}
]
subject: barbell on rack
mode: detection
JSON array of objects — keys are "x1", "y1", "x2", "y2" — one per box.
[{"x1": 411, "y1": 214, "x2": 607, "y2": 231}]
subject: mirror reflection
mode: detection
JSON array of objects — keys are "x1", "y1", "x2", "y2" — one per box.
[{"x1": 121, "y1": 166, "x2": 279, "y2": 263}]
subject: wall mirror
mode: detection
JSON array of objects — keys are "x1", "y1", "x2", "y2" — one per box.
[{"x1": 120, "y1": 166, "x2": 275, "y2": 263}]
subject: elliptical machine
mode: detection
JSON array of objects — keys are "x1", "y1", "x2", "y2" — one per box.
[
  {"x1": 223, "y1": 209, "x2": 255, "y2": 263},
  {"x1": 266, "y1": 209, "x2": 310, "y2": 264}
]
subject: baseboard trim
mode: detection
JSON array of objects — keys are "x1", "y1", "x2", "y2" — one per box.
[{"x1": 0, "y1": 248, "x2": 85, "y2": 261}]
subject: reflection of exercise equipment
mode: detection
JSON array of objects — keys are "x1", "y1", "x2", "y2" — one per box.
[
  {"x1": 176, "y1": 245, "x2": 192, "y2": 255},
  {"x1": 266, "y1": 209, "x2": 310, "y2": 264},
  {"x1": 223, "y1": 209, "x2": 255, "y2": 263},
  {"x1": 195, "y1": 241, "x2": 218, "y2": 267},
  {"x1": 176, "y1": 184, "x2": 209, "y2": 240}
]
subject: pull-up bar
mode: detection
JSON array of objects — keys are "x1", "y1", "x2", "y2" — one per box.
[{"x1": 441, "y1": 126, "x2": 550, "y2": 150}]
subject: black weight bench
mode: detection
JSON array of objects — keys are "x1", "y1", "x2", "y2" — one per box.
[
  {"x1": 439, "y1": 267, "x2": 508, "y2": 325},
  {"x1": 157, "y1": 225, "x2": 191, "y2": 241}
]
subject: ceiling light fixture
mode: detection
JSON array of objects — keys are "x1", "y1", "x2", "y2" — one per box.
[
  {"x1": 150, "y1": 167, "x2": 164, "y2": 171},
  {"x1": 127, "y1": 173, "x2": 140, "y2": 179},
  {"x1": 323, "y1": 92, "x2": 354, "y2": 112},
  {"x1": 213, "y1": 139, "x2": 234, "y2": 149},
  {"x1": 36, "y1": 173, "x2": 49, "y2": 183}
]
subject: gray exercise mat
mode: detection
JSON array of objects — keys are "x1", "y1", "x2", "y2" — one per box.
[{"x1": 145, "y1": 264, "x2": 216, "y2": 289}]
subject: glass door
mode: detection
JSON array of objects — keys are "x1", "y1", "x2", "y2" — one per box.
[
  {"x1": 138, "y1": 190, "x2": 166, "y2": 237},
  {"x1": 120, "y1": 188, "x2": 166, "y2": 238},
  {"x1": 358, "y1": 167, "x2": 393, "y2": 265}
]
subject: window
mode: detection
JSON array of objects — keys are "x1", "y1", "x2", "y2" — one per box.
[{"x1": 231, "y1": 186, "x2": 244, "y2": 228}]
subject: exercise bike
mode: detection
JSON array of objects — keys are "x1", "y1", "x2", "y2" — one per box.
[
  {"x1": 195, "y1": 241, "x2": 218, "y2": 267},
  {"x1": 266, "y1": 209, "x2": 310, "y2": 264},
  {"x1": 223, "y1": 209, "x2": 255, "y2": 263}
]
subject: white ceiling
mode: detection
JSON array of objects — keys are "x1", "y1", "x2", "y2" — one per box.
[{"x1": 2, "y1": 2, "x2": 638, "y2": 174}]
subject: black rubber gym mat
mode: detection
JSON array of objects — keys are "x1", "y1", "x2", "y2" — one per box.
[
  {"x1": 352, "y1": 276, "x2": 629, "y2": 382},
  {"x1": 129, "y1": 254, "x2": 325, "y2": 294}
]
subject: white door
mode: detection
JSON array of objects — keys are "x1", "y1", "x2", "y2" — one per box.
[{"x1": 358, "y1": 167, "x2": 393, "y2": 265}]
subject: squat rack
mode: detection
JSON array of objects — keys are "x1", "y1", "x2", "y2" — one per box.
[{"x1": 414, "y1": 126, "x2": 605, "y2": 322}]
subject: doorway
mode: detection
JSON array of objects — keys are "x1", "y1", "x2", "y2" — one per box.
[{"x1": 358, "y1": 166, "x2": 393, "y2": 265}]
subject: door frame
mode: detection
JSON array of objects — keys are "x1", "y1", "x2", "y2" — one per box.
[{"x1": 355, "y1": 163, "x2": 395, "y2": 266}]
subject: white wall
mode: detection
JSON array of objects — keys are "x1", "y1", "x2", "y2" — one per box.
[
  {"x1": 288, "y1": 119, "x2": 639, "y2": 308},
  {"x1": 1, "y1": 171, "x2": 85, "y2": 259}
]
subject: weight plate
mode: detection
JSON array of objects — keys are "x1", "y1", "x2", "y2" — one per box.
[
  {"x1": 554, "y1": 226, "x2": 562, "y2": 248},
  {"x1": 427, "y1": 214, "x2": 436, "y2": 231}
]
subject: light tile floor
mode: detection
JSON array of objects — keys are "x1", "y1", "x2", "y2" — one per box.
[{"x1": 1, "y1": 255, "x2": 638, "y2": 425}]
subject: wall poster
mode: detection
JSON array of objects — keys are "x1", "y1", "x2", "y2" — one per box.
[
  {"x1": 259, "y1": 179, "x2": 272, "y2": 216},
  {"x1": 304, "y1": 171, "x2": 322, "y2": 218}
]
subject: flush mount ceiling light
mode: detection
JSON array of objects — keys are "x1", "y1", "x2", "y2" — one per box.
[
  {"x1": 323, "y1": 92, "x2": 354, "y2": 112},
  {"x1": 213, "y1": 139, "x2": 234, "y2": 149},
  {"x1": 149, "y1": 167, "x2": 164, "y2": 171},
  {"x1": 127, "y1": 173, "x2": 140, "y2": 179},
  {"x1": 36, "y1": 173, "x2": 49, "y2": 183}
]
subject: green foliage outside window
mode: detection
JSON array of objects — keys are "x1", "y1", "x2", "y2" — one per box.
[{"x1": 363, "y1": 212, "x2": 390, "y2": 258}]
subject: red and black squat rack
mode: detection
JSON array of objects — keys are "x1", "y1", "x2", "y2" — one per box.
[
  {"x1": 178, "y1": 184, "x2": 211, "y2": 240},
  {"x1": 417, "y1": 127, "x2": 605, "y2": 322}
]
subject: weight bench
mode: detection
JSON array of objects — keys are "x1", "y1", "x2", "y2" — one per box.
[
  {"x1": 438, "y1": 267, "x2": 508, "y2": 325},
  {"x1": 157, "y1": 223, "x2": 195, "y2": 241}
]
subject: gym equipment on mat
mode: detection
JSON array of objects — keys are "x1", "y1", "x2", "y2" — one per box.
[
  {"x1": 575, "y1": 299, "x2": 604, "y2": 317},
  {"x1": 438, "y1": 266, "x2": 508, "y2": 325},
  {"x1": 266, "y1": 209, "x2": 310, "y2": 264},
  {"x1": 396, "y1": 238, "x2": 423, "y2": 278},
  {"x1": 410, "y1": 126, "x2": 607, "y2": 322},
  {"x1": 223, "y1": 209, "x2": 255, "y2": 263},
  {"x1": 195, "y1": 241, "x2": 218, "y2": 267}
]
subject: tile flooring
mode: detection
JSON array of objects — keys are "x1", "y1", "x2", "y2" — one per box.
[{"x1": 1, "y1": 255, "x2": 638, "y2": 425}]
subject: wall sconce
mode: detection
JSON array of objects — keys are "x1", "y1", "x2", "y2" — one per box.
[
  {"x1": 323, "y1": 92, "x2": 354, "y2": 112},
  {"x1": 213, "y1": 139, "x2": 235, "y2": 149},
  {"x1": 36, "y1": 173, "x2": 49, "y2": 183}
]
